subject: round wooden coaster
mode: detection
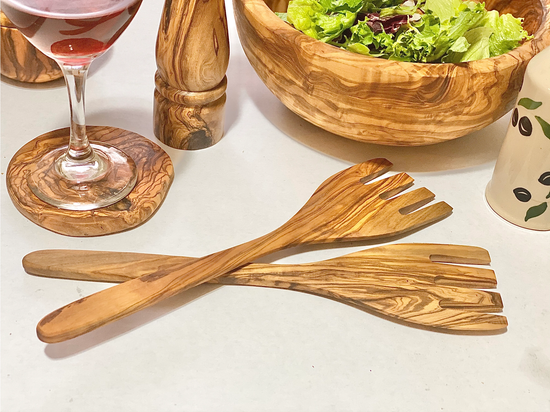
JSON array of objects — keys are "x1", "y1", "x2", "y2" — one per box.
[{"x1": 6, "y1": 126, "x2": 174, "y2": 237}]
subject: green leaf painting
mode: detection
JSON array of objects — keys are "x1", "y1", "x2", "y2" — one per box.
[
  {"x1": 525, "y1": 202, "x2": 548, "y2": 221},
  {"x1": 518, "y1": 98, "x2": 543, "y2": 110},
  {"x1": 535, "y1": 116, "x2": 550, "y2": 139}
]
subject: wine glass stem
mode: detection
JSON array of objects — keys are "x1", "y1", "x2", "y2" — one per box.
[{"x1": 61, "y1": 64, "x2": 93, "y2": 162}]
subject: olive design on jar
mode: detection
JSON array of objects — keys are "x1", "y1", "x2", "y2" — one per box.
[
  {"x1": 539, "y1": 171, "x2": 550, "y2": 186},
  {"x1": 518, "y1": 116, "x2": 533, "y2": 136},
  {"x1": 514, "y1": 98, "x2": 550, "y2": 139},
  {"x1": 512, "y1": 108, "x2": 519, "y2": 127},
  {"x1": 515, "y1": 172, "x2": 550, "y2": 222},
  {"x1": 513, "y1": 187, "x2": 531, "y2": 202}
]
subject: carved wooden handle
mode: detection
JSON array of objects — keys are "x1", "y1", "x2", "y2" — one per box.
[
  {"x1": 36, "y1": 231, "x2": 282, "y2": 343},
  {"x1": 154, "y1": 0, "x2": 230, "y2": 149}
]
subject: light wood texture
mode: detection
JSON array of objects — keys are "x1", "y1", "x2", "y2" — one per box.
[
  {"x1": 6, "y1": 126, "x2": 174, "y2": 237},
  {"x1": 0, "y1": 11, "x2": 62, "y2": 83},
  {"x1": 36, "y1": 158, "x2": 453, "y2": 342},
  {"x1": 233, "y1": 0, "x2": 550, "y2": 146},
  {"x1": 24, "y1": 244, "x2": 508, "y2": 332},
  {"x1": 154, "y1": 0, "x2": 230, "y2": 150}
]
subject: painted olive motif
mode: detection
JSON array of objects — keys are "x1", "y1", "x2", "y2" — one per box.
[
  {"x1": 512, "y1": 108, "x2": 519, "y2": 127},
  {"x1": 513, "y1": 187, "x2": 532, "y2": 202},
  {"x1": 518, "y1": 117, "x2": 533, "y2": 136},
  {"x1": 539, "y1": 172, "x2": 550, "y2": 186}
]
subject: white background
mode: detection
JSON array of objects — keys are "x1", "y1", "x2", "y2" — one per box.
[{"x1": 1, "y1": 0, "x2": 549, "y2": 411}]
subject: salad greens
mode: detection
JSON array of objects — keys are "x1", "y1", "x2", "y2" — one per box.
[{"x1": 277, "y1": 0, "x2": 530, "y2": 62}]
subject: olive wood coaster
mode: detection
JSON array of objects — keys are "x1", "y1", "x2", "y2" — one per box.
[
  {"x1": 6, "y1": 126, "x2": 174, "y2": 237},
  {"x1": 154, "y1": 0, "x2": 230, "y2": 150},
  {"x1": 0, "y1": 11, "x2": 62, "y2": 83},
  {"x1": 24, "y1": 244, "x2": 508, "y2": 333}
]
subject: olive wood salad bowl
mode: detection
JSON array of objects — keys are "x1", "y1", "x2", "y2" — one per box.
[{"x1": 233, "y1": 0, "x2": 550, "y2": 146}]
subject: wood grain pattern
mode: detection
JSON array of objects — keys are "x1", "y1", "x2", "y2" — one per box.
[
  {"x1": 35, "y1": 159, "x2": 454, "y2": 342},
  {"x1": 1, "y1": 11, "x2": 62, "y2": 83},
  {"x1": 233, "y1": 0, "x2": 550, "y2": 146},
  {"x1": 24, "y1": 244, "x2": 508, "y2": 332},
  {"x1": 154, "y1": 0, "x2": 230, "y2": 149},
  {"x1": 6, "y1": 126, "x2": 174, "y2": 237}
]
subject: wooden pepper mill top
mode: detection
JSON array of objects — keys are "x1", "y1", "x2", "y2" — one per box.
[
  {"x1": 0, "y1": 11, "x2": 63, "y2": 83},
  {"x1": 154, "y1": 0, "x2": 230, "y2": 150}
]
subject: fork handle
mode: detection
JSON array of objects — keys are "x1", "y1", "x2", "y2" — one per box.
[
  {"x1": 23, "y1": 250, "x2": 195, "y2": 283},
  {"x1": 36, "y1": 231, "x2": 281, "y2": 343},
  {"x1": 23, "y1": 244, "x2": 492, "y2": 284},
  {"x1": 27, "y1": 248, "x2": 506, "y2": 333}
]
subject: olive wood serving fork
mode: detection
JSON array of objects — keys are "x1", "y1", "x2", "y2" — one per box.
[
  {"x1": 36, "y1": 159, "x2": 453, "y2": 343},
  {"x1": 25, "y1": 244, "x2": 507, "y2": 332}
]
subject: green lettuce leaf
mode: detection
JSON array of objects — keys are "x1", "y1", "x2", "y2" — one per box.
[
  {"x1": 275, "y1": 12, "x2": 289, "y2": 22},
  {"x1": 283, "y1": 0, "x2": 531, "y2": 62},
  {"x1": 480, "y1": 10, "x2": 530, "y2": 56},
  {"x1": 449, "y1": 35, "x2": 470, "y2": 52},
  {"x1": 287, "y1": 0, "x2": 357, "y2": 42},
  {"x1": 319, "y1": 0, "x2": 364, "y2": 12},
  {"x1": 423, "y1": 0, "x2": 462, "y2": 22},
  {"x1": 345, "y1": 20, "x2": 395, "y2": 57},
  {"x1": 360, "y1": 0, "x2": 404, "y2": 13},
  {"x1": 444, "y1": 26, "x2": 492, "y2": 62},
  {"x1": 428, "y1": 1, "x2": 486, "y2": 61}
]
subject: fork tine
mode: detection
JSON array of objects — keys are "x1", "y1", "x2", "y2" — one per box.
[
  {"x1": 437, "y1": 287, "x2": 504, "y2": 312},
  {"x1": 374, "y1": 173, "x2": 415, "y2": 199},
  {"x1": 351, "y1": 244, "x2": 491, "y2": 265},
  {"x1": 394, "y1": 201, "x2": 453, "y2": 230},
  {"x1": 430, "y1": 246, "x2": 491, "y2": 265},
  {"x1": 432, "y1": 265, "x2": 497, "y2": 288},
  {"x1": 403, "y1": 309, "x2": 508, "y2": 332}
]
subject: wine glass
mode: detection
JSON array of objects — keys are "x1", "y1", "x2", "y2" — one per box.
[{"x1": 2, "y1": 0, "x2": 142, "y2": 210}]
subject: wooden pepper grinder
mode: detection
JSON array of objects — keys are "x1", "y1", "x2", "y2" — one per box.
[
  {"x1": 154, "y1": 0, "x2": 230, "y2": 150},
  {"x1": 0, "y1": 10, "x2": 62, "y2": 83}
]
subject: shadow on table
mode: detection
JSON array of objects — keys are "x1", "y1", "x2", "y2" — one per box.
[
  {"x1": 43, "y1": 282, "x2": 223, "y2": 359},
  {"x1": 241, "y1": 60, "x2": 508, "y2": 173}
]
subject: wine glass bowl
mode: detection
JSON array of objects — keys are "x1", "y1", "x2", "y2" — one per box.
[
  {"x1": 2, "y1": 0, "x2": 142, "y2": 65},
  {"x1": 2, "y1": 0, "x2": 142, "y2": 210}
]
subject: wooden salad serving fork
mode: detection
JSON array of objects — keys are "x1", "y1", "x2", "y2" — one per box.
[
  {"x1": 25, "y1": 244, "x2": 507, "y2": 333},
  {"x1": 36, "y1": 159, "x2": 454, "y2": 343}
]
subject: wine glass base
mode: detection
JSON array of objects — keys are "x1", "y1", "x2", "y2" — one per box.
[
  {"x1": 27, "y1": 142, "x2": 138, "y2": 211},
  {"x1": 6, "y1": 126, "x2": 174, "y2": 236}
]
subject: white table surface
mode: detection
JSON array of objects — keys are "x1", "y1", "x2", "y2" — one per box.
[{"x1": 1, "y1": 1, "x2": 549, "y2": 411}]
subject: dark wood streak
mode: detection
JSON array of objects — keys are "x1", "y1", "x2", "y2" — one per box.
[{"x1": 163, "y1": 0, "x2": 173, "y2": 32}]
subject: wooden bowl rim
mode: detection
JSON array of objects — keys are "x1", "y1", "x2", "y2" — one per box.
[{"x1": 237, "y1": 0, "x2": 550, "y2": 76}]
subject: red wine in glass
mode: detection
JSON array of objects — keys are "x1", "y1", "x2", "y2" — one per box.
[
  {"x1": 2, "y1": 0, "x2": 142, "y2": 210},
  {"x1": 3, "y1": 0, "x2": 142, "y2": 63}
]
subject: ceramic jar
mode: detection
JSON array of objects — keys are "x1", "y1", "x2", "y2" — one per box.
[{"x1": 486, "y1": 46, "x2": 550, "y2": 230}]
